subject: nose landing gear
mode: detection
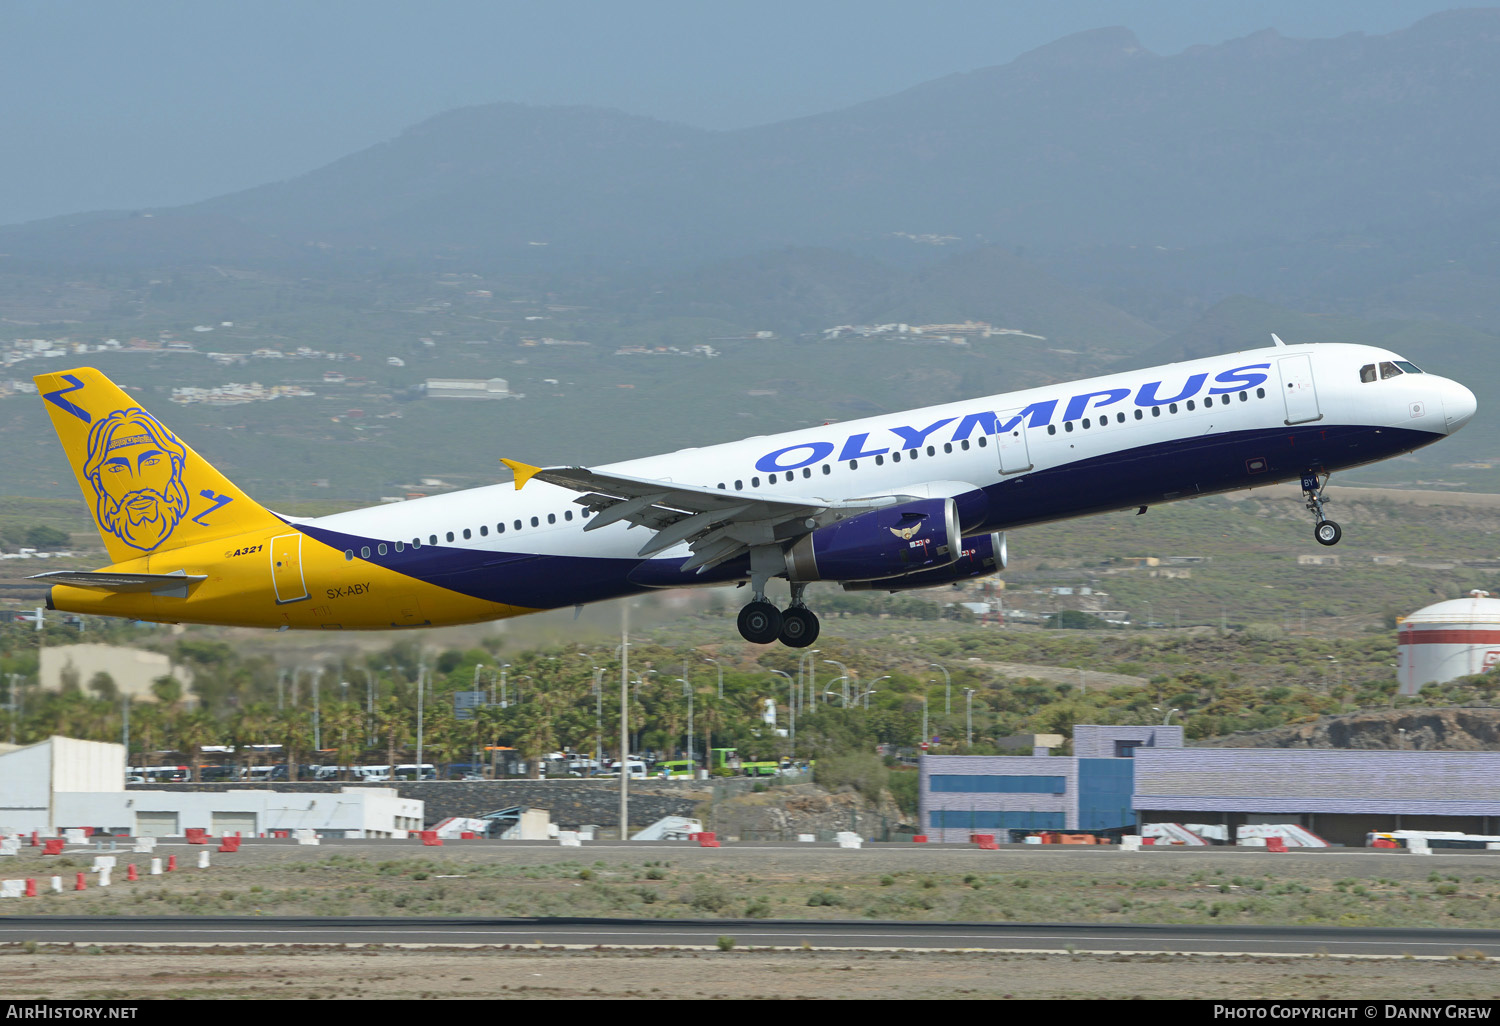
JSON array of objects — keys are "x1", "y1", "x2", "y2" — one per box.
[{"x1": 1302, "y1": 471, "x2": 1342, "y2": 547}]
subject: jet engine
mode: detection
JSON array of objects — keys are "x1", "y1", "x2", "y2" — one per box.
[
  {"x1": 785, "y1": 497, "x2": 960, "y2": 583},
  {"x1": 842, "y1": 531, "x2": 1007, "y2": 593}
]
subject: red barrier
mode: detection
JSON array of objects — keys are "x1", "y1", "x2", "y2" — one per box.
[
  {"x1": 697, "y1": 831, "x2": 719, "y2": 848},
  {"x1": 912, "y1": 835, "x2": 928, "y2": 843},
  {"x1": 460, "y1": 832, "x2": 476, "y2": 840},
  {"x1": 217, "y1": 836, "x2": 241, "y2": 853},
  {"x1": 127, "y1": 864, "x2": 138, "y2": 882},
  {"x1": 421, "y1": 831, "x2": 442, "y2": 846},
  {"x1": 29, "y1": 832, "x2": 38, "y2": 847},
  {"x1": 24, "y1": 879, "x2": 37, "y2": 898},
  {"x1": 186, "y1": 828, "x2": 209, "y2": 845},
  {"x1": 167, "y1": 855, "x2": 177, "y2": 872},
  {"x1": 42, "y1": 839, "x2": 65, "y2": 856},
  {"x1": 970, "y1": 834, "x2": 996, "y2": 847},
  {"x1": 74, "y1": 872, "x2": 86, "y2": 891},
  {"x1": 1266, "y1": 836, "x2": 1288, "y2": 853},
  {"x1": 1371, "y1": 838, "x2": 1399, "y2": 849}
]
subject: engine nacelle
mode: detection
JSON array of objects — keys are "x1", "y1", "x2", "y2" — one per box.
[
  {"x1": 842, "y1": 531, "x2": 1007, "y2": 593},
  {"x1": 786, "y1": 497, "x2": 960, "y2": 583}
]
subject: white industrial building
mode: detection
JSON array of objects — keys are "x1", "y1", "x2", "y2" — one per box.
[
  {"x1": 1398, "y1": 591, "x2": 1500, "y2": 695},
  {"x1": 0, "y1": 736, "x2": 423, "y2": 837}
]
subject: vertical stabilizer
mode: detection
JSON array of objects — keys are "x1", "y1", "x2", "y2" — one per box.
[{"x1": 34, "y1": 367, "x2": 285, "y2": 564}]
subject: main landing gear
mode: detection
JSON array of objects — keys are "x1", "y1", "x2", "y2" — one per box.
[
  {"x1": 737, "y1": 580, "x2": 820, "y2": 648},
  {"x1": 1302, "y1": 471, "x2": 1342, "y2": 547}
]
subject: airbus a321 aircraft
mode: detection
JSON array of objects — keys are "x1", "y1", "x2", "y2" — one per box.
[{"x1": 30, "y1": 337, "x2": 1475, "y2": 647}]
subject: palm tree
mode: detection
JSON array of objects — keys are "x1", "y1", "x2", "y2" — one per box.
[
  {"x1": 375, "y1": 694, "x2": 413, "y2": 777},
  {"x1": 173, "y1": 710, "x2": 218, "y2": 783}
]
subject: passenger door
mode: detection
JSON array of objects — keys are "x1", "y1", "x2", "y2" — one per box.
[
  {"x1": 1277, "y1": 355, "x2": 1323, "y2": 425},
  {"x1": 995, "y1": 408, "x2": 1034, "y2": 475}
]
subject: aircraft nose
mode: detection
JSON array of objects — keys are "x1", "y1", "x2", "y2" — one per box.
[{"x1": 1442, "y1": 378, "x2": 1478, "y2": 435}]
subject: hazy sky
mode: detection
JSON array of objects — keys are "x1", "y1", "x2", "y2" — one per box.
[{"x1": 0, "y1": 1, "x2": 1478, "y2": 226}]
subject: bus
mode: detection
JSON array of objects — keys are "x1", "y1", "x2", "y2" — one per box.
[
  {"x1": 1368, "y1": 830, "x2": 1500, "y2": 850},
  {"x1": 128, "y1": 765, "x2": 189, "y2": 783},
  {"x1": 655, "y1": 760, "x2": 695, "y2": 779}
]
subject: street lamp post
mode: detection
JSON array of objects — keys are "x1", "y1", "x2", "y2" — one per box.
[
  {"x1": 591, "y1": 666, "x2": 605, "y2": 773},
  {"x1": 921, "y1": 693, "x2": 928, "y2": 748},
  {"x1": 619, "y1": 601, "x2": 630, "y2": 840},
  {"x1": 868, "y1": 676, "x2": 891, "y2": 710},
  {"x1": 704, "y1": 657, "x2": 723, "y2": 701},
  {"x1": 1152, "y1": 706, "x2": 1180, "y2": 725},
  {"x1": 823, "y1": 659, "x2": 852, "y2": 707},
  {"x1": 768, "y1": 669, "x2": 794, "y2": 751},
  {"x1": 964, "y1": 688, "x2": 976, "y2": 747},
  {"x1": 930, "y1": 663, "x2": 952, "y2": 716}
]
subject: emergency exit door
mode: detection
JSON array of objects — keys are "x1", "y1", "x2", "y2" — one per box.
[
  {"x1": 995, "y1": 408, "x2": 1033, "y2": 475},
  {"x1": 270, "y1": 533, "x2": 310, "y2": 604},
  {"x1": 1277, "y1": 355, "x2": 1323, "y2": 425}
]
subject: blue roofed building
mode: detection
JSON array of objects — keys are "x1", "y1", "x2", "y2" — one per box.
[{"x1": 919, "y1": 724, "x2": 1183, "y2": 842}]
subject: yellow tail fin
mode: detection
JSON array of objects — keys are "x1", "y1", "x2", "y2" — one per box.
[{"x1": 34, "y1": 367, "x2": 285, "y2": 565}]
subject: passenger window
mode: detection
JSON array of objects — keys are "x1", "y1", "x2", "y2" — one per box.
[
  {"x1": 497, "y1": 523, "x2": 505, "y2": 533},
  {"x1": 874, "y1": 455, "x2": 884, "y2": 466},
  {"x1": 977, "y1": 436, "x2": 987, "y2": 447},
  {"x1": 1360, "y1": 364, "x2": 1377, "y2": 383},
  {"x1": 735, "y1": 480, "x2": 743, "y2": 490},
  {"x1": 803, "y1": 468, "x2": 812, "y2": 478},
  {"x1": 1186, "y1": 400, "x2": 1195, "y2": 411},
  {"x1": 752, "y1": 477, "x2": 760, "y2": 487},
  {"x1": 1134, "y1": 410, "x2": 1143, "y2": 420},
  {"x1": 530, "y1": 517, "x2": 539, "y2": 527},
  {"x1": 462, "y1": 529, "x2": 471, "y2": 540},
  {"x1": 891, "y1": 452, "x2": 901, "y2": 463},
  {"x1": 961, "y1": 440, "x2": 970, "y2": 451},
  {"x1": 446, "y1": 532, "x2": 455, "y2": 542},
  {"x1": 1065, "y1": 422, "x2": 1074, "y2": 433},
  {"x1": 412, "y1": 538, "x2": 421, "y2": 548},
  {"x1": 394, "y1": 541, "x2": 404, "y2": 552},
  {"x1": 1203, "y1": 396, "x2": 1212, "y2": 407},
  {"x1": 480, "y1": 525, "x2": 488, "y2": 536},
  {"x1": 1116, "y1": 412, "x2": 1125, "y2": 423},
  {"x1": 1082, "y1": 418, "x2": 1090, "y2": 429},
  {"x1": 1048, "y1": 425, "x2": 1056, "y2": 435},
  {"x1": 943, "y1": 443, "x2": 952, "y2": 453},
  {"x1": 547, "y1": 513, "x2": 556, "y2": 524},
  {"x1": 1380, "y1": 361, "x2": 1402, "y2": 379},
  {"x1": 1240, "y1": 391, "x2": 1248, "y2": 401},
  {"x1": 429, "y1": 535, "x2": 437, "y2": 545},
  {"x1": 360, "y1": 546, "x2": 371, "y2": 558},
  {"x1": 1152, "y1": 407, "x2": 1161, "y2": 417},
  {"x1": 514, "y1": 520, "x2": 522, "y2": 531},
  {"x1": 927, "y1": 446, "x2": 935, "y2": 456},
  {"x1": 565, "y1": 510, "x2": 573, "y2": 520},
  {"x1": 769, "y1": 473, "x2": 777, "y2": 484},
  {"x1": 822, "y1": 465, "x2": 830, "y2": 475},
  {"x1": 378, "y1": 543, "x2": 388, "y2": 555},
  {"x1": 1256, "y1": 387, "x2": 1265, "y2": 398},
  {"x1": 717, "y1": 483, "x2": 725, "y2": 489},
  {"x1": 910, "y1": 449, "x2": 919, "y2": 459},
  {"x1": 344, "y1": 549, "x2": 353, "y2": 561},
  {"x1": 849, "y1": 460, "x2": 858, "y2": 470},
  {"x1": 1169, "y1": 403, "x2": 1178, "y2": 414}
]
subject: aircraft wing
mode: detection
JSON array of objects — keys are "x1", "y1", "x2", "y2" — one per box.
[{"x1": 501, "y1": 459, "x2": 890, "y2": 572}]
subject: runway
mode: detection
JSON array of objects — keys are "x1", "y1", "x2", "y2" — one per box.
[{"x1": 4, "y1": 916, "x2": 1500, "y2": 957}]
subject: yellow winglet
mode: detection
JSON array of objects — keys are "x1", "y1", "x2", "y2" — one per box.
[{"x1": 500, "y1": 458, "x2": 543, "y2": 490}]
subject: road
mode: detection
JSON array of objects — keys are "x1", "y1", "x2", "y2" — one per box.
[{"x1": 3, "y1": 916, "x2": 1499, "y2": 957}]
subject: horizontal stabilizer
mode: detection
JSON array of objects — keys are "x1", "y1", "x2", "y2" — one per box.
[{"x1": 28, "y1": 569, "x2": 207, "y2": 595}]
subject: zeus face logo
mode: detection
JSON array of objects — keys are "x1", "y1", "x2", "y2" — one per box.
[
  {"x1": 889, "y1": 521, "x2": 923, "y2": 541},
  {"x1": 82, "y1": 409, "x2": 190, "y2": 552}
]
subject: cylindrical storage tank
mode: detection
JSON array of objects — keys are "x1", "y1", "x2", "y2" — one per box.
[{"x1": 1397, "y1": 591, "x2": 1500, "y2": 695}]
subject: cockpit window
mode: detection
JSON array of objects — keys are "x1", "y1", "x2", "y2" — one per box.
[
  {"x1": 1360, "y1": 364, "x2": 1377, "y2": 383},
  {"x1": 1394, "y1": 361, "x2": 1424, "y2": 374},
  {"x1": 1379, "y1": 361, "x2": 1402, "y2": 379}
]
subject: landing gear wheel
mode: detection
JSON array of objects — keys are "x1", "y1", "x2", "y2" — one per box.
[
  {"x1": 1314, "y1": 520, "x2": 1342, "y2": 547},
  {"x1": 779, "y1": 607, "x2": 820, "y2": 648},
  {"x1": 737, "y1": 601, "x2": 784, "y2": 645}
]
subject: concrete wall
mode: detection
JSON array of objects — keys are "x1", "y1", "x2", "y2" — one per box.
[{"x1": 40, "y1": 644, "x2": 192, "y2": 700}]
